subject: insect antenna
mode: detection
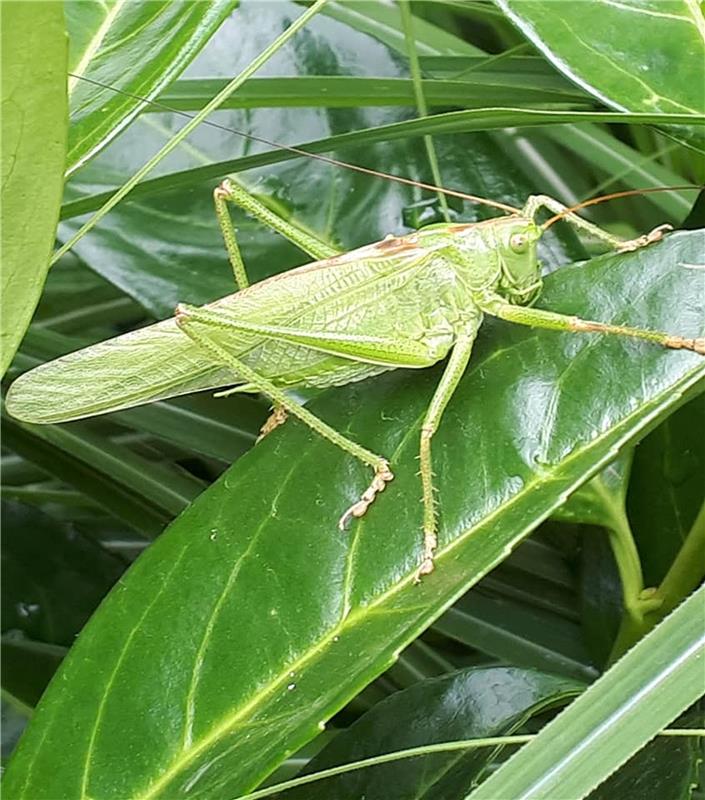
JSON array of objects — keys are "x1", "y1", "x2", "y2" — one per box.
[
  {"x1": 70, "y1": 72, "x2": 521, "y2": 215},
  {"x1": 542, "y1": 185, "x2": 702, "y2": 230}
]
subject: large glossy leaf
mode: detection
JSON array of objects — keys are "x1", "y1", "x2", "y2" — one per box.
[
  {"x1": 468, "y1": 583, "x2": 705, "y2": 799},
  {"x1": 284, "y1": 667, "x2": 582, "y2": 799},
  {"x1": 0, "y1": 1, "x2": 67, "y2": 376},
  {"x1": 496, "y1": 0, "x2": 705, "y2": 152},
  {"x1": 64, "y1": 0, "x2": 238, "y2": 174},
  {"x1": 4, "y1": 231, "x2": 704, "y2": 799}
]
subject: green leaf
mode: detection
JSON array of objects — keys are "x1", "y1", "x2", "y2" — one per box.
[
  {"x1": 156, "y1": 74, "x2": 588, "y2": 110},
  {"x1": 59, "y1": 106, "x2": 705, "y2": 222},
  {"x1": 496, "y1": 0, "x2": 705, "y2": 152},
  {"x1": 64, "y1": 0, "x2": 238, "y2": 174},
  {"x1": 467, "y1": 583, "x2": 705, "y2": 799},
  {"x1": 4, "y1": 232, "x2": 704, "y2": 799},
  {"x1": 0, "y1": 1, "x2": 67, "y2": 376},
  {"x1": 284, "y1": 667, "x2": 583, "y2": 799}
]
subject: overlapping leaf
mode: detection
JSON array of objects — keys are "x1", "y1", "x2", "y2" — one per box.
[
  {"x1": 65, "y1": 0, "x2": 237, "y2": 173},
  {"x1": 1, "y1": 2, "x2": 67, "y2": 376},
  {"x1": 496, "y1": 0, "x2": 705, "y2": 152}
]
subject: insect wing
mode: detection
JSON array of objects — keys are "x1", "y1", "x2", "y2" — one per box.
[
  {"x1": 5, "y1": 316, "x2": 236, "y2": 424},
  {"x1": 6, "y1": 235, "x2": 449, "y2": 424}
]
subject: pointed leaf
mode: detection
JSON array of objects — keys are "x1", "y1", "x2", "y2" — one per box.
[{"x1": 1, "y1": 1, "x2": 67, "y2": 376}]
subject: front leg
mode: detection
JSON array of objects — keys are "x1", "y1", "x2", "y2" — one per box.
[{"x1": 523, "y1": 194, "x2": 672, "y2": 253}]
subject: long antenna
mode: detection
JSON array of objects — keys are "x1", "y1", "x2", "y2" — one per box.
[
  {"x1": 542, "y1": 185, "x2": 701, "y2": 229},
  {"x1": 70, "y1": 72, "x2": 521, "y2": 214}
]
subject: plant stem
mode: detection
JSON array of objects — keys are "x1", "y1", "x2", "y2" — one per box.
[
  {"x1": 610, "y1": 499, "x2": 705, "y2": 662},
  {"x1": 591, "y1": 479, "x2": 648, "y2": 624},
  {"x1": 649, "y1": 499, "x2": 705, "y2": 618}
]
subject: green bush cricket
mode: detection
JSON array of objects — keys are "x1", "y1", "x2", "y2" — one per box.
[{"x1": 5, "y1": 80, "x2": 704, "y2": 579}]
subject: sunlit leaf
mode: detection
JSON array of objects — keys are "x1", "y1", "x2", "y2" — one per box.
[{"x1": 496, "y1": 0, "x2": 705, "y2": 152}]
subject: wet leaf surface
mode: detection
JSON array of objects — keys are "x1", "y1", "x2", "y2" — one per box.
[
  {"x1": 4, "y1": 231, "x2": 704, "y2": 799},
  {"x1": 497, "y1": 0, "x2": 705, "y2": 152},
  {"x1": 64, "y1": 0, "x2": 237, "y2": 173},
  {"x1": 283, "y1": 666, "x2": 582, "y2": 799}
]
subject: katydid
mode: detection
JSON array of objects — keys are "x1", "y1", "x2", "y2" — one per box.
[{"x1": 6, "y1": 168, "x2": 703, "y2": 577}]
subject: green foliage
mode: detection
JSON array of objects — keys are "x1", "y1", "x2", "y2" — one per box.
[
  {"x1": 0, "y1": 1, "x2": 67, "y2": 376},
  {"x1": 1, "y1": 2, "x2": 703, "y2": 798}
]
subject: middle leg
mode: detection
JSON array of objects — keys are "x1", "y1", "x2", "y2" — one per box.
[
  {"x1": 213, "y1": 176, "x2": 341, "y2": 434},
  {"x1": 417, "y1": 329, "x2": 478, "y2": 579}
]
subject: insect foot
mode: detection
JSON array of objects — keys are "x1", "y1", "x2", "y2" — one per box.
[
  {"x1": 338, "y1": 461, "x2": 394, "y2": 530},
  {"x1": 174, "y1": 302, "x2": 194, "y2": 323},
  {"x1": 415, "y1": 531, "x2": 438, "y2": 582},
  {"x1": 664, "y1": 335, "x2": 705, "y2": 355},
  {"x1": 616, "y1": 223, "x2": 673, "y2": 253},
  {"x1": 257, "y1": 405, "x2": 288, "y2": 442}
]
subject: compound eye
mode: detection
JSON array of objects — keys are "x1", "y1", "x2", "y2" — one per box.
[{"x1": 510, "y1": 233, "x2": 528, "y2": 253}]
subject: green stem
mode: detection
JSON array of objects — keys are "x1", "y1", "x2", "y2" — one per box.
[
  {"x1": 399, "y1": 0, "x2": 450, "y2": 222},
  {"x1": 51, "y1": 0, "x2": 330, "y2": 265},
  {"x1": 592, "y1": 480, "x2": 646, "y2": 624},
  {"x1": 609, "y1": 497, "x2": 705, "y2": 662},
  {"x1": 650, "y1": 499, "x2": 705, "y2": 618}
]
